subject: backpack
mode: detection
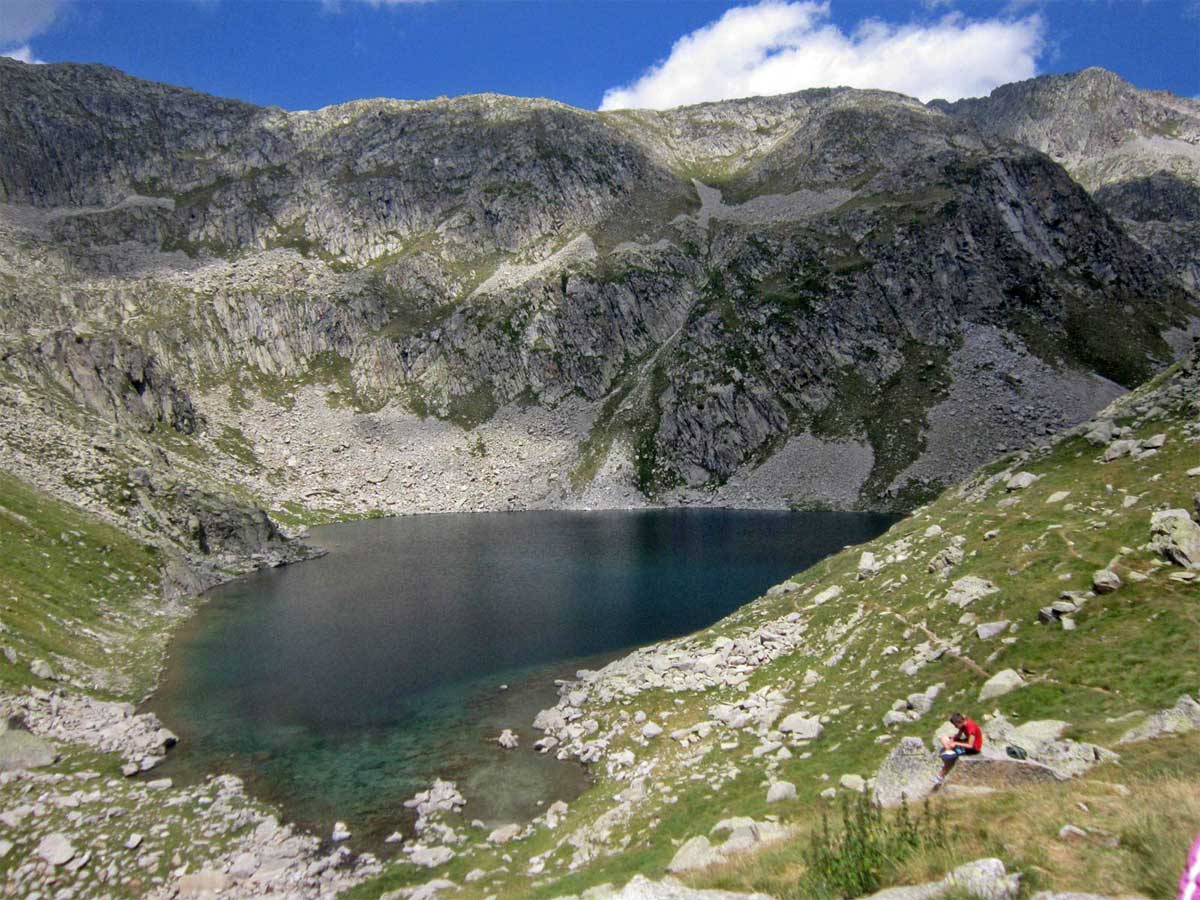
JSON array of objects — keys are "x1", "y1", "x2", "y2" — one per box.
[{"x1": 1005, "y1": 744, "x2": 1028, "y2": 761}]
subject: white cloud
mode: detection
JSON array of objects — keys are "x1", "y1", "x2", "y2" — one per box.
[
  {"x1": 1, "y1": 44, "x2": 45, "y2": 64},
  {"x1": 0, "y1": 0, "x2": 66, "y2": 44},
  {"x1": 321, "y1": 0, "x2": 434, "y2": 10},
  {"x1": 599, "y1": 1, "x2": 1044, "y2": 110}
]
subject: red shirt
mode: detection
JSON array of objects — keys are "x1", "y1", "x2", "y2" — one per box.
[{"x1": 957, "y1": 718, "x2": 983, "y2": 751}]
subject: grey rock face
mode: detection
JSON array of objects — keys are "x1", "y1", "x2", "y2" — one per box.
[
  {"x1": 7, "y1": 330, "x2": 199, "y2": 435},
  {"x1": 934, "y1": 66, "x2": 1200, "y2": 287},
  {"x1": 1, "y1": 59, "x2": 1194, "y2": 519}
]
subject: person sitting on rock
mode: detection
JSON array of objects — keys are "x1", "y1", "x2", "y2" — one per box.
[{"x1": 934, "y1": 712, "x2": 983, "y2": 785}]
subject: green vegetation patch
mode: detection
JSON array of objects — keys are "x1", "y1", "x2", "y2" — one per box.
[{"x1": 0, "y1": 471, "x2": 166, "y2": 701}]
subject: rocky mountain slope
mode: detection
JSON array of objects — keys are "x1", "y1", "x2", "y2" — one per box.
[
  {"x1": 1, "y1": 60, "x2": 1196, "y2": 526},
  {"x1": 934, "y1": 67, "x2": 1200, "y2": 289}
]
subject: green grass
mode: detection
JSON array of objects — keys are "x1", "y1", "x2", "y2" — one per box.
[{"x1": 0, "y1": 471, "x2": 166, "y2": 701}]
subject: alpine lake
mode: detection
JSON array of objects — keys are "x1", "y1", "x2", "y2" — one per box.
[{"x1": 149, "y1": 509, "x2": 895, "y2": 851}]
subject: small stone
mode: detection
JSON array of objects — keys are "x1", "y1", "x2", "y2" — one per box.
[
  {"x1": 331, "y1": 821, "x2": 351, "y2": 842},
  {"x1": 1092, "y1": 569, "x2": 1121, "y2": 594},
  {"x1": 497, "y1": 729, "x2": 519, "y2": 749},
  {"x1": 29, "y1": 658, "x2": 55, "y2": 680},
  {"x1": 839, "y1": 774, "x2": 866, "y2": 793},
  {"x1": 641, "y1": 722, "x2": 663, "y2": 739},
  {"x1": 36, "y1": 833, "x2": 75, "y2": 866},
  {"x1": 488, "y1": 823, "x2": 521, "y2": 845},
  {"x1": 125, "y1": 833, "x2": 143, "y2": 850},
  {"x1": 766, "y1": 781, "x2": 796, "y2": 803},
  {"x1": 1058, "y1": 823, "x2": 1088, "y2": 841}
]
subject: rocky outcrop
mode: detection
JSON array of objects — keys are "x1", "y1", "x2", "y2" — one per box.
[
  {"x1": 864, "y1": 858, "x2": 1021, "y2": 900},
  {"x1": 5, "y1": 330, "x2": 199, "y2": 435},
  {"x1": 1118, "y1": 694, "x2": 1200, "y2": 744},
  {"x1": 935, "y1": 67, "x2": 1200, "y2": 287}
]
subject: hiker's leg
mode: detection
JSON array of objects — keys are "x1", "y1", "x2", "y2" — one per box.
[{"x1": 938, "y1": 745, "x2": 961, "y2": 778}]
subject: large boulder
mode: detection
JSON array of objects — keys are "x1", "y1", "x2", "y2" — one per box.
[
  {"x1": 778, "y1": 713, "x2": 822, "y2": 740},
  {"x1": 1118, "y1": 694, "x2": 1200, "y2": 744},
  {"x1": 0, "y1": 720, "x2": 55, "y2": 771},
  {"x1": 1149, "y1": 510, "x2": 1200, "y2": 568},
  {"x1": 872, "y1": 737, "x2": 940, "y2": 807},
  {"x1": 35, "y1": 833, "x2": 75, "y2": 866},
  {"x1": 949, "y1": 751, "x2": 1066, "y2": 790},
  {"x1": 766, "y1": 781, "x2": 796, "y2": 803},
  {"x1": 665, "y1": 836, "x2": 723, "y2": 874},
  {"x1": 1006, "y1": 472, "x2": 1039, "y2": 491},
  {"x1": 945, "y1": 576, "x2": 1000, "y2": 608},
  {"x1": 711, "y1": 818, "x2": 789, "y2": 856},
  {"x1": 178, "y1": 871, "x2": 229, "y2": 898},
  {"x1": 979, "y1": 669, "x2": 1025, "y2": 702}
]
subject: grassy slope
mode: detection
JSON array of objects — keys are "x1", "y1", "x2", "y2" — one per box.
[
  {"x1": 0, "y1": 471, "x2": 167, "y2": 701},
  {"x1": 348, "y1": 357, "x2": 1200, "y2": 900}
]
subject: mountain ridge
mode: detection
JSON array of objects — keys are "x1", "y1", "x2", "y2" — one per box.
[{"x1": 2, "y1": 59, "x2": 1195, "y2": 532}]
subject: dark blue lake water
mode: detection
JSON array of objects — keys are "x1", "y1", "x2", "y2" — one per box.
[{"x1": 150, "y1": 509, "x2": 893, "y2": 849}]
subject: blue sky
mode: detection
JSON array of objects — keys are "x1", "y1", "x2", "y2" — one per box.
[{"x1": 2, "y1": 1, "x2": 1197, "y2": 110}]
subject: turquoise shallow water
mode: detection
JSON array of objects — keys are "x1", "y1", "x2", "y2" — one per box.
[{"x1": 149, "y1": 508, "x2": 894, "y2": 850}]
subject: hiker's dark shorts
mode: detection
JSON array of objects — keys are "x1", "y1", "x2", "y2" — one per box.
[{"x1": 940, "y1": 747, "x2": 979, "y2": 761}]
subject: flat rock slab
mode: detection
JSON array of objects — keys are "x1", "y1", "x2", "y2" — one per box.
[{"x1": 950, "y1": 752, "x2": 1065, "y2": 789}]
